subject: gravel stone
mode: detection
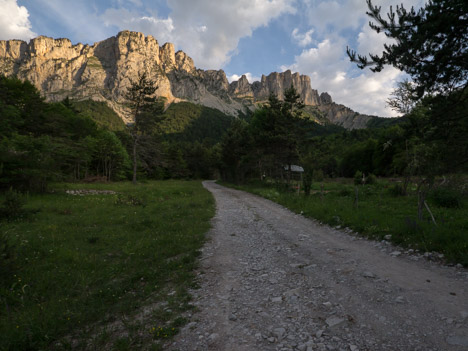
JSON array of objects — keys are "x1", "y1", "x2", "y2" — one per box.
[
  {"x1": 273, "y1": 327, "x2": 287, "y2": 340},
  {"x1": 326, "y1": 316, "x2": 346, "y2": 328},
  {"x1": 446, "y1": 335, "x2": 468, "y2": 347}
]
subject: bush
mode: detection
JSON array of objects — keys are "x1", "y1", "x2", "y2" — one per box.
[
  {"x1": 430, "y1": 187, "x2": 462, "y2": 208},
  {"x1": 115, "y1": 194, "x2": 147, "y2": 207},
  {"x1": 312, "y1": 169, "x2": 324, "y2": 182},
  {"x1": 367, "y1": 173, "x2": 377, "y2": 185},
  {"x1": 0, "y1": 232, "x2": 15, "y2": 282},
  {"x1": 0, "y1": 188, "x2": 26, "y2": 220},
  {"x1": 388, "y1": 183, "x2": 406, "y2": 197},
  {"x1": 338, "y1": 188, "x2": 352, "y2": 197},
  {"x1": 354, "y1": 171, "x2": 364, "y2": 185},
  {"x1": 302, "y1": 173, "x2": 312, "y2": 196}
]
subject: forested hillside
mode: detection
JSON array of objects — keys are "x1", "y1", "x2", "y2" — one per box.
[
  {"x1": 2, "y1": 64, "x2": 467, "y2": 192},
  {"x1": 0, "y1": 77, "x2": 130, "y2": 191},
  {"x1": 160, "y1": 102, "x2": 235, "y2": 145},
  {"x1": 72, "y1": 100, "x2": 126, "y2": 131},
  {"x1": 219, "y1": 85, "x2": 468, "y2": 185},
  {"x1": 0, "y1": 76, "x2": 236, "y2": 189}
]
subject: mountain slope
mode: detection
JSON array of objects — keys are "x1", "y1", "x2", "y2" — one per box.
[{"x1": 0, "y1": 30, "x2": 396, "y2": 129}]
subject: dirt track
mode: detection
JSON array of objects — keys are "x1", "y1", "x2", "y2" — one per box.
[{"x1": 169, "y1": 181, "x2": 468, "y2": 351}]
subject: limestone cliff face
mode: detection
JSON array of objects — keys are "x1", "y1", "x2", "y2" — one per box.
[
  {"x1": 249, "y1": 70, "x2": 321, "y2": 106},
  {"x1": 229, "y1": 75, "x2": 254, "y2": 99},
  {"x1": 0, "y1": 31, "x2": 177, "y2": 122},
  {"x1": 318, "y1": 104, "x2": 373, "y2": 130},
  {"x1": 0, "y1": 31, "x2": 379, "y2": 128}
]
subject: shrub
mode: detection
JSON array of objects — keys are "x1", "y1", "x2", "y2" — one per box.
[
  {"x1": 430, "y1": 187, "x2": 462, "y2": 208},
  {"x1": 338, "y1": 188, "x2": 352, "y2": 197},
  {"x1": 0, "y1": 188, "x2": 26, "y2": 220},
  {"x1": 388, "y1": 183, "x2": 405, "y2": 197},
  {"x1": 367, "y1": 173, "x2": 377, "y2": 185},
  {"x1": 312, "y1": 169, "x2": 324, "y2": 182},
  {"x1": 0, "y1": 232, "x2": 15, "y2": 282},
  {"x1": 302, "y1": 173, "x2": 312, "y2": 196},
  {"x1": 354, "y1": 171, "x2": 364, "y2": 185},
  {"x1": 115, "y1": 194, "x2": 147, "y2": 207}
]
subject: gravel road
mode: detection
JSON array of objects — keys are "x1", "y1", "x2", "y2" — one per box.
[{"x1": 169, "y1": 181, "x2": 468, "y2": 351}]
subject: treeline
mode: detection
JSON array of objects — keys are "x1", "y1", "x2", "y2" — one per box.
[
  {"x1": 219, "y1": 0, "x2": 468, "y2": 188},
  {"x1": 2, "y1": 75, "x2": 466, "y2": 193},
  {"x1": 0, "y1": 76, "x2": 224, "y2": 191},
  {"x1": 0, "y1": 77, "x2": 130, "y2": 191},
  {"x1": 219, "y1": 86, "x2": 468, "y2": 186}
]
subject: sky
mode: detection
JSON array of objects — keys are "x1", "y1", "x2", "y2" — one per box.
[{"x1": 0, "y1": 0, "x2": 426, "y2": 117}]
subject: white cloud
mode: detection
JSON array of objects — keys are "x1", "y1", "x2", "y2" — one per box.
[
  {"x1": 305, "y1": 0, "x2": 367, "y2": 33},
  {"x1": 305, "y1": 0, "x2": 427, "y2": 35},
  {"x1": 282, "y1": 37, "x2": 404, "y2": 117},
  {"x1": 279, "y1": 0, "x2": 429, "y2": 117},
  {"x1": 227, "y1": 72, "x2": 261, "y2": 83},
  {"x1": 102, "y1": 8, "x2": 175, "y2": 43},
  {"x1": 291, "y1": 28, "x2": 314, "y2": 47},
  {"x1": 356, "y1": 23, "x2": 396, "y2": 57},
  {"x1": 101, "y1": 0, "x2": 296, "y2": 69},
  {"x1": 0, "y1": 0, "x2": 36, "y2": 40}
]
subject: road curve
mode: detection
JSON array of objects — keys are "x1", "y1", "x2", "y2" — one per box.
[{"x1": 169, "y1": 181, "x2": 468, "y2": 351}]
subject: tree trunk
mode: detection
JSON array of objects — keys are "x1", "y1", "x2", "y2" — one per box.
[
  {"x1": 132, "y1": 138, "x2": 138, "y2": 185},
  {"x1": 354, "y1": 186, "x2": 359, "y2": 208},
  {"x1": 424, "y1": 200, "x2": 437, "y2": 225},
  {"x1": 417, "y1": 177, "x2": 434, "y2": 222},
  {"x1": 417, "y1": 190, "x2": 425, "y2": 221},
  {"x1": 403, "y1": 174, "x2": 410, "y2": 196}
]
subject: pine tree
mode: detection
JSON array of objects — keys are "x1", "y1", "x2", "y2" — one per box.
[
  {"x1": 125, "y1": 72, "x2": 164, "y2": 184},
  {"x1": 347, "y1": 0, "x2": 468, "y2": 99}
]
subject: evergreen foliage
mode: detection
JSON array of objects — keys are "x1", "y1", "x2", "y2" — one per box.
[
  {"x1": 347, "y1": 0, "x2": 468, "y2": 98},
  {"x1": 0, "y1": 76, "x2": 130, "y2": 191},
  {"x1": 219, "y1": 84, "x2": 467, "y2": 183},
  {"x1": 160, "y1": 102, "x2": 235, "y2": 145},
  {"x1": 1, "y1": 71, "x2": 465, "y2": 192},
  {"x1": 346, "y1": 0, "x2": 468, "y2": 215},
  {"x1": 125, "y1": 72, "x2": 164, "y2": 184},
  {"x1": 72, "y1": 100, "x2": 126, "y2": 131}
]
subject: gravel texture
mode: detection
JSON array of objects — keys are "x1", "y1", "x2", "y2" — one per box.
[{"x1": 168, "y1": 181, "x2": 468, "y2": 351}]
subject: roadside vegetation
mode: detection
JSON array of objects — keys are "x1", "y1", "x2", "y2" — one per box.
[
  {"x1": 0, "y1": 180, "x2": 214, "y2": 350},
  {"x1": 223, "y1": 177, "x2": 468, "y2": 266}
]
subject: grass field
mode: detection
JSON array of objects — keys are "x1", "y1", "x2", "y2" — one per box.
[
  {"x1": 222, "y1": 179, "x2": 468, "y2": 267},
  {"x1": 0, "y1": 181, "x2": 214, "y2": 351}
]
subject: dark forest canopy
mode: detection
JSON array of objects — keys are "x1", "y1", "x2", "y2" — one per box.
[
  {"x1": 345, "y1": 0, "x2": 468, "y2": 177},
  {"x1": 0, "y1": 76, "x2": 235, "y2": 190},
  {"x1": 1, "y1": 75, "x2": 466, "y2": 193}
]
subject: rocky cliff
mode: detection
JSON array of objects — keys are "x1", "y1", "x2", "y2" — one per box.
[{"x1": 0, "y1": 31, "x2": 378, "y2": 128}]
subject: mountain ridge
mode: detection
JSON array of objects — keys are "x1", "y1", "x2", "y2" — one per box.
[{"x1": 0, "y1": 30, "x2": 385, "y2": 129}]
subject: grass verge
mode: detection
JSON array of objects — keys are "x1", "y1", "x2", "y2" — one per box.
[
  {"x1": 0, "y1": 180, "x2": 214, "y2": 350},
  {"x1": 220, "y1": 179, "x2": 468, "y2": 266}
]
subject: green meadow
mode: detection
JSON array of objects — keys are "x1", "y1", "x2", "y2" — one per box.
[{"x1": 0, "y1": 181, "x2": 214, "y2": 351}]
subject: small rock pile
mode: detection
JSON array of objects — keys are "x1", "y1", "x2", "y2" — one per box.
[{"x1": 65, "y1": 189, "x2": 117, "y2": 196}]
